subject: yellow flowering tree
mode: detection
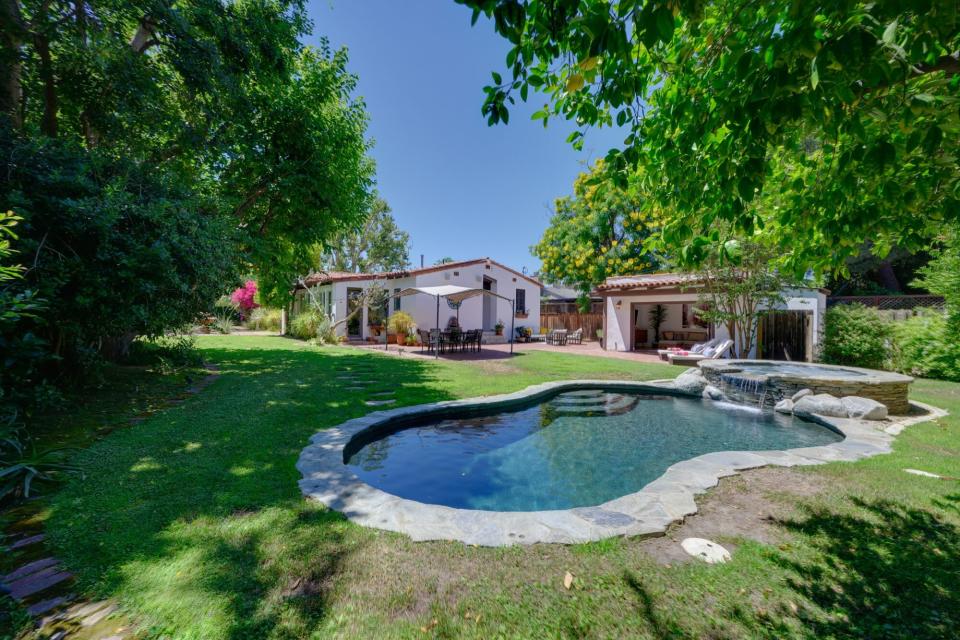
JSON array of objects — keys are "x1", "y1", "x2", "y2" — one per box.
[{"x1": 533, "y1": 162, "x2": 662, "y2": 302}]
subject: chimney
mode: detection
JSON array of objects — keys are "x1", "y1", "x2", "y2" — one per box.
[{"x1": 420, "y1": 254, "x2": 424, "y2": 268}]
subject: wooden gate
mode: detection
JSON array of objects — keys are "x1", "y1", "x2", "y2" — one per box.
[{"x1": 758, "y1": 311, "x2": 809, "y2": 361}]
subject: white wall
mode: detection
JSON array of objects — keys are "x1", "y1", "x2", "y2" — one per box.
[
  {"x1": 602, "y1": 288, "x2": 825, "y2": 356},
  {"x1": 294, "y1": 262, "x2": 540, "y2": 341}
]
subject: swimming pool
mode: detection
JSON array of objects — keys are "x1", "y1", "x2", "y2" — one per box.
[{"x1": 344, "y1": 388, "x2": 842, "y2": 512}]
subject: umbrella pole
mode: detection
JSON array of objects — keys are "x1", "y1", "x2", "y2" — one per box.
[
  {"x1": 435, "y1": 294, "x2": 440, "y2": 359},
  {"x1": 510, "y1": 299, "x2": 515, "y2": 355}
]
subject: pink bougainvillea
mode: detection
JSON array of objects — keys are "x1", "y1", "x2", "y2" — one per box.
[{"x1": 230, "y1": 280, "x2": 259, "y2": 317}]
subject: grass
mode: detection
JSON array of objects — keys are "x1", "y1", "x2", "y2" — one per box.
[{"x1": 13, "y1": 335, "x2": 959, "y2": 639}]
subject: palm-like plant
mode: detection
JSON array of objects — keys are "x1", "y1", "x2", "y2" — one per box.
[
  {"x1": 1, "y1": 420, "x2": 80, "y2": 504},
  {"x1": 649, "y1": 304, "x2": 668, "y2": 346}
]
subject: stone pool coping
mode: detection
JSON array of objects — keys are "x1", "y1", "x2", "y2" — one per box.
[
  {"x1": 297, "y1": 380, "x2": 947, "y2": 546},
  {"x1": 699, "y1": 359, "x2": 914, "y2": 384}
]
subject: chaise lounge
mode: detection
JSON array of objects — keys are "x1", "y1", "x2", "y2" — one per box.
[
  {"x1": 668, "y1": 339, "x2": 734, "y2": 366},
  {"x1": 657, "y1": 337, "x2": 721, "y2": 361}
]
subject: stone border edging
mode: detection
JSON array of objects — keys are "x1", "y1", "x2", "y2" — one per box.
[{"x1": 296, "y1": 381, "x2": 947, "y2": 546}]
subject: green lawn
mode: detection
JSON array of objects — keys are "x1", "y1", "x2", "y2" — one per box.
[{"x1": 24, "y1": 336, "x2": 960, "y2": 639}]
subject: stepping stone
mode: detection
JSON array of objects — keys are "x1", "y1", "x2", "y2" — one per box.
[
  {"x1": 80, "y1": 602, "x2": 117, "y2": 627},
  {"x1": 904, "y1": 468, "x2": 941, "y2": 478},
  {"x1": 369, "y1": 391, "x2": 395, "y2": 397},
  {"x1": 2, "y1": 557, "x2": 59, "y2": 583},
  {"x1": 680, "y1": 538, "x2": 731, "y2": 564},
  {"x1": 9, "y1": 533, "x2": 44, "y2": 549},
  {"x1": 27, "y1": 595, "x2": 72, "y2": 616},
  {"x1": 364, "y1": 399, "x2": 396, "y2": 406},
  {"x1": 7, "y1": 565, "x2": 72, "y2": 599}
]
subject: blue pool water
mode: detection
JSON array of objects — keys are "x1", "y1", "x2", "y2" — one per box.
[{"x1": 344, "y1": 389, "x2": 843, "y2": 511}]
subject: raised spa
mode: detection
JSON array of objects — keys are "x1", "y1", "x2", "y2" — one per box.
[
  {"x1": 344, "y1": 388, "x2": 842, "y2": 512},
  {"x1": 699, "y1": 359, "x2": 914, "y2": 413}
]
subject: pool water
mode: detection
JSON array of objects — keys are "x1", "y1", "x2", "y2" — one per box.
[
  {"x1": 344, "y1": 389, "x2": 843, "y2": 511},
  {"x1": 732, "y1": 362, "x2": 867, "y2": 378}
]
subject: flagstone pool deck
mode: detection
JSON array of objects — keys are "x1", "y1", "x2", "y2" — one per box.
[{"x1": 297, "y1": 379, "x2": 947, "y2": 546}]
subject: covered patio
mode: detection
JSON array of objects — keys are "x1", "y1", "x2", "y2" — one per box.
[{"x1": 386, "y1": 285, "x2": 519, "y2": 358}]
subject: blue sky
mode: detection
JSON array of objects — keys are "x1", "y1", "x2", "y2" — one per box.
[{"x1": 306, "y1": 1, "x2": 625, "y2": 275}]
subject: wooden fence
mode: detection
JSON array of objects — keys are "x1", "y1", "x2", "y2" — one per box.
[{"x1": 540, "y1": 312, "x2": 603, "y2": 340}]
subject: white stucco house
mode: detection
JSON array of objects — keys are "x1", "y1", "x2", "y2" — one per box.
[
  {"x1": 595, "y1": 273, "x2": 828, "y2": 361},
  {"x1": 292, "y1": 258, "x2": 541, "y2": 342}
]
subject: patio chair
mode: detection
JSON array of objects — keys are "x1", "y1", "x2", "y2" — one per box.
[
  {"x1": 467, "y1": 329, "x2": 482, "y2": 352},
  {"x1": 668, "y1": 339, "x2": 733, "y2": 366},
  {"x1": 546, "y1": 329, "x2": 568, "y2": 346},
  {"x1": 657, "y1": 337, "x2": 721, "y2": 361},
  {"x1": 568, "y1": 328, "x2": 583, "y2": 345}
]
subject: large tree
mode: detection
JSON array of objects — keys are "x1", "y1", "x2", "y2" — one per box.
[
  {"x1": 533, "y1": 160, "x2": 661, "y2": 295},
  {"x1": 320, "y1": 197, "x2": 411, "y2": 273},
  {"x1": 459, "y1": 0, "x2": 960, "y2": 274},
  {"x1": 0, "y1": 1, "x2": 374, "y2": 362}
]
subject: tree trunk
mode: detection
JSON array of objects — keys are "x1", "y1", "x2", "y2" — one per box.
[
  {"x1": 0, "y1": 0, "x2": 24, "y2": 128},
  {"x1": 35, "y1": 31, "x2": 57, "y2": 136},
  {"x1": 876, "y1": 260, "x2": 902, "y2": 292}
]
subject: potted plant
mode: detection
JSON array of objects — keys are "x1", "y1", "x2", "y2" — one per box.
[
  {"x1": 649, "y1": 304, "x2": 668, "y2": 348},
  {"x1": 494, "y1": 319, "x2": 504, "y2": 336},
  {"x1": 387, "y1": 311, "x2": 416, "y2": 345}
]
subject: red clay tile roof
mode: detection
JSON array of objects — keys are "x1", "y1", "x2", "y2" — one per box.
[
  {"x1": 298, "y1": 258, "x2": 541, "y2": 288},
  {"x1": 594, "y1": 272, "x2": 704, "y2": 292}
]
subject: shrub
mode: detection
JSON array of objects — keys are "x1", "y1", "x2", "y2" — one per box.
[
  {"x1": 315, "y1": 313, "x2": 339, "y2": 345},
  {"x1": 890, "y1": 312, "x2": 960, "y2": 382},
  {"x1": 290, "y1": 310, "x2": 322, "y2": 340},
  {"x1": 230, "y1": 281, "x2": 259, "y2": 318},
  {"x1": 820, "y1": 304, "x2": 892, "y2": 370},
  {"x1": 247, "y1": 307, "x2": 282, "y2": 332},
  {"x1": 127, "y1": 335, "x2": 203, "y2": 371}
]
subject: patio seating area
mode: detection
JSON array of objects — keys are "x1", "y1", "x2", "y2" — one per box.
[{"x1": 417, "y1": 328, "x2": 483, "y2": 354}]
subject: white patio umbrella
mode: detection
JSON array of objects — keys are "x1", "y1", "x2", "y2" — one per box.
[{"x1": 384, "y1": 285, "x2": 517, "y2": 358}]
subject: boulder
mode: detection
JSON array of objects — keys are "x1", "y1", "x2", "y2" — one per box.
[
  {"x1": 774, "y1": 399, "x2": 794, "y2": 414},
  {"x1": 841, "y1": 396, "x2": 888, "y2": 421},
  {"x1": 674, "y1": 368, "x2": 708, "y2": 396},
  {"x1": 791, "y1": 388, "x2": 814, "y2": 403},
  {"x1": 680, "y1": 537, "x2": 731, "y2": 564},
  {"x1": 793, "y1": 393, "x2": 848, "y2": 419},
  {"x1": 702, "y1": 385, "x2": 724, "y2": 401}
]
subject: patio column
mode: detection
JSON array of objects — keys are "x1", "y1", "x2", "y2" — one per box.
[
  {"x1": 509, "y1": 298, "x2": 515, "y2": 355},
  {"x1": 435, "y1": 294, "x2": 440, "y2": 359}
]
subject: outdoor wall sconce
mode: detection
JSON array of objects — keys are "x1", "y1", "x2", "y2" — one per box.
[{"x1": 615, "y1": 300, "x2": 622, "y2": 310}]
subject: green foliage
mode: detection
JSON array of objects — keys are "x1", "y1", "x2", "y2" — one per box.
[
  {"x1": 246, "y1": 307, "x2": 283, "y2": 332},
  {"x1": 126, "y1": 335, "x2": 205, "y2": 373},
  {"x1": 913, "y1": 226, "x2": 960, "y2": 331},
  {"x1": 317, "y1": 197, "x2": 411, "y2": 274},
  {"x1": 891, "y1": 312, "x2": 960, "y2": 381},
  {"x1": 463, "y1": 0, "x2": 960, "y2": 274},
  {"x1": 648, "y1": 304, "x2": 668, "y2": 344},
  {"x1": 290, "y1": 310, "x2": 323, "y2": 341},
  {"x1": 386, "y1": 311, "x2": 417, "y2": 337},
  {"x1": 2, "y1": 130, "x2": 239, "y2": 364},
  {"x1": 692, "y1": 237, "x2": 792, "y2": 359},
  {"x1": 821, "y1": 304, "x2": 893, "y2": 369},
  {"x1": 0, "y1": 210, "x2": 52, "y2": 423},
  {"x1": 1, "y1": 0, "x2": 376, "y2": 376},
  {"x1": 1, "y1": 428, "x2": 79, "y2": 505},
  {"x1": 533, "y1": 161, "x2": 661, "y2": 294}
]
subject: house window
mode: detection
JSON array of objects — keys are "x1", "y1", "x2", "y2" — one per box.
[
  {"x1": 393, "y1": 288, "x2": 401, "y2": 311},
  {"x1": 682, "y1": 304, "x2": 690, "y2": 328},
  {"x1": 515, "y1": 288, "x2": 526, "y2": 315}
]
